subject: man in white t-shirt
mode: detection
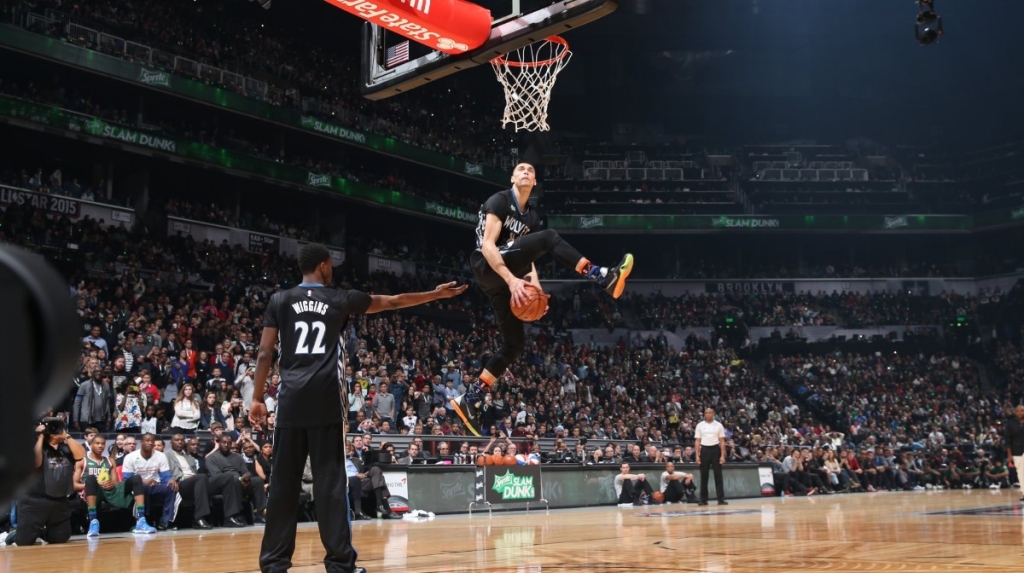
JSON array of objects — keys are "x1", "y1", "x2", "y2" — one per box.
[
  {"x1": 122, "y1": 433, "x2": 180, "y2": 532},
  {"x1": 613, "y1": 462, "x2": 655, "y2": 507},
  {"x1": 694, "y1": 407, "x2": 727, "y2": 506},
  {"x1": 660, "y1": 461, "x2": 697, "y2": 504}
]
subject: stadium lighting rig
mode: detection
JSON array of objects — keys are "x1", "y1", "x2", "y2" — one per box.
[{"x1": 915, "y1": 0, "x2": 943, "y2": 45}]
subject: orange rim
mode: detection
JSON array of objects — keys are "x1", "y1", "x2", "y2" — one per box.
[{"x1": 491, "y1": 36, "x2": 570, "y2": 68}]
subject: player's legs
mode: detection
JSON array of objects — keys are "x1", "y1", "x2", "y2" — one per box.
[
  {"x1": 260, "y1": 426, "x2": 309, "y2": 573},
  {"x1": 663, "y1": 480, "x2": 684, "y2": 503},
  {"x1": 450, "y1": 285, "x2": 523, "y2": 437},
  {"x1": 307, "y1": 423, "x2": 359, "y2": 573},
  {"x1": 500, "y1": 229, "x2": 634, "y2": 299}
]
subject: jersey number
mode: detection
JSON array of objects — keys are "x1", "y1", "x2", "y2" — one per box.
[{"x1": 294, "y1": 321, "x2": 327, "y2": 355}]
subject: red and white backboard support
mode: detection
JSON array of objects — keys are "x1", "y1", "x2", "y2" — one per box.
[{"x1": 361, "y1": 0, "x2": 616, "y2": 100}]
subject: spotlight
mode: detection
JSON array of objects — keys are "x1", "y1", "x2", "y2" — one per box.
[{"x1": 915, "y1": 0, "x2": 943, "y2": 45}]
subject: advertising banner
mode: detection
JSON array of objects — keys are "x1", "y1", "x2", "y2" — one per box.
[
  {"x1": 706, "y1": 281, "x2": 795, "y2": 294},
  {"x1": 0, "y1": 186, "x2": 80, "y2": 217},
  {"x1": 483, "y1": 465, "x2": 542, "y2": 504},
  {"x1": 322, "y1": 0, "x2": 492, "y2": 55}
]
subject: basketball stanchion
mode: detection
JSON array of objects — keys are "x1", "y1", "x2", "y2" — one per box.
[{"x1": 469, "y1": 461, "x2": 548, "y2": 516}]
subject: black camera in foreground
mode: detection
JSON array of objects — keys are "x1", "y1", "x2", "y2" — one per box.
[
  {"x1": 0, "y1": 244, "x2": 80, "y2": 505},
  {"x1": 40, "y1": 417, "x2": 67, "y2": 436}
]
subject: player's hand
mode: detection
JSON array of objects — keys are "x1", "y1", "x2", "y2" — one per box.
[
  {"x1": 249, "y1": 401, "x2": 267, "y2": 428},
  {"x1": 168, "y1": 479, "x2": 180, "y2": 492},
  {"x1": 100, "y1": 479, "x2": 115, "y2": 490},
  {"x1": 720, "y1": 457, "x2": 726, "y2": 465},
  {"x1": 433, "y1": 281, "x2": 468, "y2": 299},
  {"x1": 508, "y1": 278, "x2": 547, "y2": 308}
]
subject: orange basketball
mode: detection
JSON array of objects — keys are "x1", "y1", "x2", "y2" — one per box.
[
  {"x1": 476, "y1": 454, "x2": 490, "y2": 466},
  {"x1": 503, "y1": 454, "x2": 516, "y2": 466},
  {"x1": 491, "y1": 452, "x2": 505, "y2": 466},
  {"x1": 511, "y1": 285, "x2": 548, "y2": 322},
  {"x1": 652, "y1": 491, "x2": 664, "y2": 503}
]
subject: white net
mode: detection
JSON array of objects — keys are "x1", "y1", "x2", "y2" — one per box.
[{"x1": 490, "y1": 36, "x2": 572, "y2": 132}]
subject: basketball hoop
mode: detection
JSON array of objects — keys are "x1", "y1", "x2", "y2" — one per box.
[{"x1": 491, "y1": 36, "x2": 572, "y2": 132}]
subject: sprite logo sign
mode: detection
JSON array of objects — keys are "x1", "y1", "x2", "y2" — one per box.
[
  {"x1": 1012, "y1": 207, "x2": 1024, "y2": 221},
  {"x1": 711, "y1": 216, "x2": 780, "y2": 229},
  {"x1": 139, "y1": 68, "x2": 171, "y2": 86},
  {"x1": 307, "y1": 173, "x2": 331, "y2": 188},
  {"x1": 464, "y1": 162, "x2": 483, "y2": 176},
  {"x1": 884, "y1": 216, "x2": 909, "y2": 229},
  {"x1": 491, "y1": 470, "x2": 535, "y2": 501}
]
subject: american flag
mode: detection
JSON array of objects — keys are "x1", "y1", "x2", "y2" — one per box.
[{"x1": 386, "y1": 41, "x2": 410, "y2": 68}]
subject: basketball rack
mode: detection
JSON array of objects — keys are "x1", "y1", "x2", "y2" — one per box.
[
  {"x1": 469, "y1": 498, "x2": 550, "y2": 516},
  {"x1": 361, "y1": 0, "x2": 617, "y2": 100}
]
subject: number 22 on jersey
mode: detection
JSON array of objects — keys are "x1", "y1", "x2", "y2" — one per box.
[{"x1": 294, "y1": 320, "x2": 327, "y2": 354}]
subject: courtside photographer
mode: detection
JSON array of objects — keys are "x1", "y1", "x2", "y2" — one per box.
[{"x1": 9, "y1": 416, "x2": 86, "y2": 546}]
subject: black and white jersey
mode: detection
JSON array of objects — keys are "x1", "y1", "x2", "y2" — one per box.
[
  {"x1": 263, "y1": 285, "x2": 372, "y2": 428},
  {"x1": 475, "y1": 188, "x2": 542, "y2": 251}
]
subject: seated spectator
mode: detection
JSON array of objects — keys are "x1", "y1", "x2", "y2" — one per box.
[{"x1": 614, "y1": 463, "x2": 656, "y2": 507}]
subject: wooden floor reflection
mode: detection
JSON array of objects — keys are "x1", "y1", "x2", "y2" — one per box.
[{"x1": 6, "y1": 489, "x2": 1024, "y2": 572}]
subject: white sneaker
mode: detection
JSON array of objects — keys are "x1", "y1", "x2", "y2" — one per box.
[
  {"x1": 0, "y1": 532, "x2": 7, "y2": 546},
  {"x1": 935, "y1": 485, "x2": 945, "y2": 490},
  {"x1": 964, "y1": 485, "x2": 973, "y2": 490},
  {"x1": 924, "y1": 484, "x2": 934, "y2": 490},
  {"x1": 913, "y1": 485, "x2": 925, "y2": 491},
  {"x1": 990, "y1": 484, "x2": 1001, "y2": 490},
  {"x1": 617, "y1": 503, "x2": 634, "y2": 508}
]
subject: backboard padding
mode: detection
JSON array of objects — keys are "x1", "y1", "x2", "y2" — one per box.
[{"x1": 361, "y1": 0, "x2": 617, "y2": 100}]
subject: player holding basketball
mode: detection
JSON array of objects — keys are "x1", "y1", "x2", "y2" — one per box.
[{"x1": 450, "y1": 162, "x2": 632, "y2": 436}]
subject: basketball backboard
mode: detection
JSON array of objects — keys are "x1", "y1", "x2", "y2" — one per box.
[{"x1": 361, "y1": 0, "x2": 616, "y2": 100}]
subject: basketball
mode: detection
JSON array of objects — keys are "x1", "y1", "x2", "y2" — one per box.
[
  {"x1": 527, "y1": 453, "x2": 541, "y2": 465},
  {"x1": 503, "y1": 454, "x2": 517, "y2": 465},
  {"x1": 491, "y1": 452, "x2": 505, "y2": 466},
  {"x1": 652, "y1": 491, "x2": 664, "y2": 503},
  {"x1": 515, "y1": 454, "x2": 528, "y2": 465},
  {"x1": 511, "y1": 285, "x2": 548, "y2": 322},
  {"x1": 476, "y1": 454, "x2": 490, "y2": 466}
]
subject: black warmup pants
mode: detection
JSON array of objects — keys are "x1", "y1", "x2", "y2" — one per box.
[
  {"x1": 663, "y1": 480, "x2": 686, "y2": 503},
  {"x1": 699, "y1": 444, "x2": 726, "y2": 502},
  {"x1": 472, "y1": 229, "x2": 585, "y2": 377},
  {"x1": 12, "y1": 495, "x2": 72, "y2": 546},
  {"x1": 618, "y1": 478, "x2": 654, "y2": 505},
  {"x1": 260, "y1": 423, "x2": 355, "y2": 573}
]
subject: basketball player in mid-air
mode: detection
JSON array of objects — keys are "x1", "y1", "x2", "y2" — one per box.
[
  {"x1": 249, "y1": 244, "x2": 466, "y2": 573},
  {"x1": 450, "y1": 162, "x2": 633, "y2": 436}
]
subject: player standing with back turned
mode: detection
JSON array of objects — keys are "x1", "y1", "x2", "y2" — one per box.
[
  {"x1": 249, "y1": 244, "x2": 466, "y2": 573},
  {"x1": 449, "y1": 162, "x2": 633, "y2": 436}
]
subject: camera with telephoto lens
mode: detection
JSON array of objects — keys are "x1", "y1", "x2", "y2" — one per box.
[{"x1": 41, "y1": 417, "x2": 66, "y2": 436}]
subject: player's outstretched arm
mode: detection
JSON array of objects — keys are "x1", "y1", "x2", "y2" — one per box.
[{"x1": 365, "y1": 281, "x2": 468, "y2": 314}]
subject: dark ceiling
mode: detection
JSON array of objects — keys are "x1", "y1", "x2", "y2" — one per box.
[{"x1": 259, "y1": 0, "x2": 1024, "y2": 144}]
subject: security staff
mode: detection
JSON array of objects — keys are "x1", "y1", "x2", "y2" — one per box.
[
  {"x1": 694, "y1": 407, "x2": 728, "y2": 506},
  {"x1": 1003, "y1": 404, "x2": 1024, "y2": 501},
  {"x1": 11, "y1": 419, "x2": 86, "y2": 546}
]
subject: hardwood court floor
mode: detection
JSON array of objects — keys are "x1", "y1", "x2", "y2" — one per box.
[{"x1": 5, "y1": 489, "x2": 1024, "y2": 573}]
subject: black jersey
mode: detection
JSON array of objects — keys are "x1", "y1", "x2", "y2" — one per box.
[
  {"x1": 475, "y1": 188, "x2": 542, "y2": 251},
  {"x1": 264, "y1": 285, "x2": 372, "y2": 428}
]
